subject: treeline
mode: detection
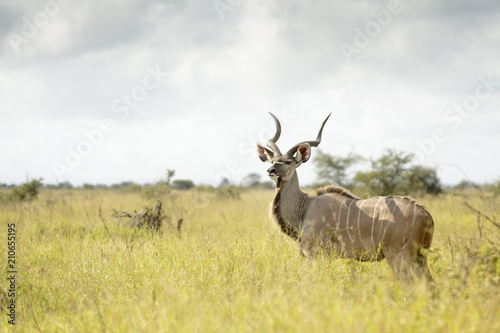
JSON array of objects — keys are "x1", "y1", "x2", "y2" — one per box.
[
  {"x1": 0, "y1": 169, "x2": 247, "y2": 203},
  {"x1": 313, "y1": 148, "x2": 500, "y2": 197},
  {"x1": 2, "y1": 153, "x2": 500, "y2": 203}
]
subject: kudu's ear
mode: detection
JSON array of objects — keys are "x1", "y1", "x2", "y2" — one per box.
[
  {"x1": 295, "y1": 143, "x2": 311, "y2": 163},
  {"x1": 257, "y1": 143, "x2": 274, "y2": 162}
]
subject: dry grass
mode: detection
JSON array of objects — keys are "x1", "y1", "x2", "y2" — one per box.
[{"x1": 0, "y1": 188, "x2": 499, "y2": 332}]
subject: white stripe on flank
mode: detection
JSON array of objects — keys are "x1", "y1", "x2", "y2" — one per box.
[
  {"x1": 346, "y1": 199, "x2": 356, "y2": 243},
  {"x1": 378, "y1": 197, "x2": 393, "y2": 242},
  {"x1": 371, "y1": 197, "x2": 385, "y2": 248},
  {"x1": 402, "y1": 200, "x2": 414, "y2": 242},
  {"x1": 408, "y1": 201, "x2": 417, "y2": 240},
  {"x1": 336, "y1": 203, "x2": 343, "y2": 251},
  {"x1": 382, "y1": 221, "x2": 391, "y2": 242},
  {"x1": 411, "y1": 202, "x2": 417, "y2": 227},
  {"x1": 357, "y1": 200, "x2": 367, "y2": 247},
  {"x1": 337, "y1": 202, "x2": 342, "y2": 226},
  {"x1": 382, "y1": 198, "x2": 399, "y2": 242}
]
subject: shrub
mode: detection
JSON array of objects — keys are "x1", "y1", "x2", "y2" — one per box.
[
  {"x1": 171, "y1": 179, "x2": 195, "y2": 190},
  {"x1": 9, "y1": 177, "x2": 43, "y2": 201},
  {"x1": 315, "y1": 148, "x2": 442, "y2": 196}
]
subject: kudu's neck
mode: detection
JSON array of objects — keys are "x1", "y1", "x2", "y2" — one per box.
[{"x1": 272, "y1": 171, "x2": 310, "y2": 240}]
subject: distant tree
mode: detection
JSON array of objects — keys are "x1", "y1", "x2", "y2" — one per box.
[
  {"x1": 313, "y1": 149, "x2": 362, "y2": 189},
  {"x1": 55, "y1": 181, "x2": 74, "y2": 190},
  {"x1": 403, "y1": 165, "x2": 442, "y2": 194},
  {"x1": 454, "y1": 179, "x2": 479, "y2": 190},
  {"x1": 10, "y1": 177, "x2": 43, "y2": 201},
  {"x1": 241, "y1": 173, "x2": 274, "y2": 189},
  {"x1": 241, "y1": 173, "x2": 261, "y2": 188},
  {"x1": 354, "y1": 149, "x2": 413, "y2": 196},
  {"x1": 354, "y1": 149, "x2": 441, "y2": 196},
  {"x1": 110, "y1": 181, "x2": 140, "y2": 190},
  {"x1": 218, "y1": 178, "x2": 231, "y2": 188},
  {"x1": 122, "y1": 182, "x2": 141, "y2": 192},
  {"x1": 171, "y1": 179, "x2": 195, "y2": 190},
  {"x1": 484, "y1": 178, "x2": 500, "y2": 196},
  {"x1": 494, "y1": 180, "x2": 500, "y2": 196}
]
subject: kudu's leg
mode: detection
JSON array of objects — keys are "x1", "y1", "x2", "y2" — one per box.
[
  {"x1": 413, "y1": 250, "x2": 433, "y2": 282},
  {"x1": 384, "y1": 247, "x2": 416, "y2": 283},
  {"x1": 416, "y1": 222, "x2": 435, "y2": 282},
  {"x1": 385, "y1": 245, "x2": 433, "y2": 283}
]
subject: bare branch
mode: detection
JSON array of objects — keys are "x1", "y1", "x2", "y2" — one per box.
[{"x1": 461, "y1": 200, "x2": 500, "y2": 229}]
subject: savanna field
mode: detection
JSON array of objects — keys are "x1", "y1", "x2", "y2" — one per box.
[{"x1": 1, "y1": 187, "x2": 499, "y2": 332}]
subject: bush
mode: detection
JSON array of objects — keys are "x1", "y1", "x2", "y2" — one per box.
[
  {"x1": 484, "y1": 179, "x2": 500, "y2": 196},
  {"x1": 9, "y1": 178, "x2": 43, "y2": 201},
  {"x1": 241, "y1": 173, "x2": 275, "y2": 189},
  {"x1": 171, "y1": 179, "x2": 195, "y2": 190},
  {"x1": 454, "y1": 179, "x2": 479, "y2": 190},
  {"x1": 142, "y1": 183, "x2": 169, "y2": 199},
  {"x1": 313, "y1": 149, "x2": 362, "y2": 189},
  {"x1": 314, "y1": 148, "x2": 442, "y2": 196},
  {"x1": 402, "y1": 165, "x2": 442, "y2": 195},
  {"x1": 196, "y1": 184, "x2": 242, "y2": 200},
  {"x1": 354, "y1": 149, "x2": 413, "y2": 196}
]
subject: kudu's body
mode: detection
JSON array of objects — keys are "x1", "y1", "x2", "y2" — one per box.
[{"x1": 257, "y1": 113, "x2": 434, "y2": 282}]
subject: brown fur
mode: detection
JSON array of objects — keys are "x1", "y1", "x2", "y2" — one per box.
[{"x1": 272, "y1": 186, "x2": 301, "y2": 240}]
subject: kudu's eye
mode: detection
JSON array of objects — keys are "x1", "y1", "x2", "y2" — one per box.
[{"x1": 284, "y1": 160, "x2": 292, "y2": 165}]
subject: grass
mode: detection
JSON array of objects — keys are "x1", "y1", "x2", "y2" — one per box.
[{"x1": 1, "y1": 188, "x2": 499, "y2": 332}]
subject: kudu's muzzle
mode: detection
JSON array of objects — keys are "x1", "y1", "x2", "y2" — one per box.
[{"x1": 267, "y1": 166, "x2": 278, "y2": 178}]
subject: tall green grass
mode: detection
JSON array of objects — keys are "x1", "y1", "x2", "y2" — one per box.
[{"x1": 1, "y1": 189, "x2": 498, "y2": 332}]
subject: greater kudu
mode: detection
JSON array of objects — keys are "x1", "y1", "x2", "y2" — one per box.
[{"x1": 256, "y1": 113, "x2": 434, "y2": 282}]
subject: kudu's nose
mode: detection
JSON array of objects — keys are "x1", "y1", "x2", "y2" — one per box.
[{"x1": 267, "y1": 166, "x2": 277, "y2": 175}]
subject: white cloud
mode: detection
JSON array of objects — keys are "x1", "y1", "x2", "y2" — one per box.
[{"x1": 0, "y1": 0, "x2": 499, "y2": 186}]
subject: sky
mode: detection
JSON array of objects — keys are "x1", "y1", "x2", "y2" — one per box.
[{"x1": 1, "y1": 0, "x2": 499, "y2": 187}]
